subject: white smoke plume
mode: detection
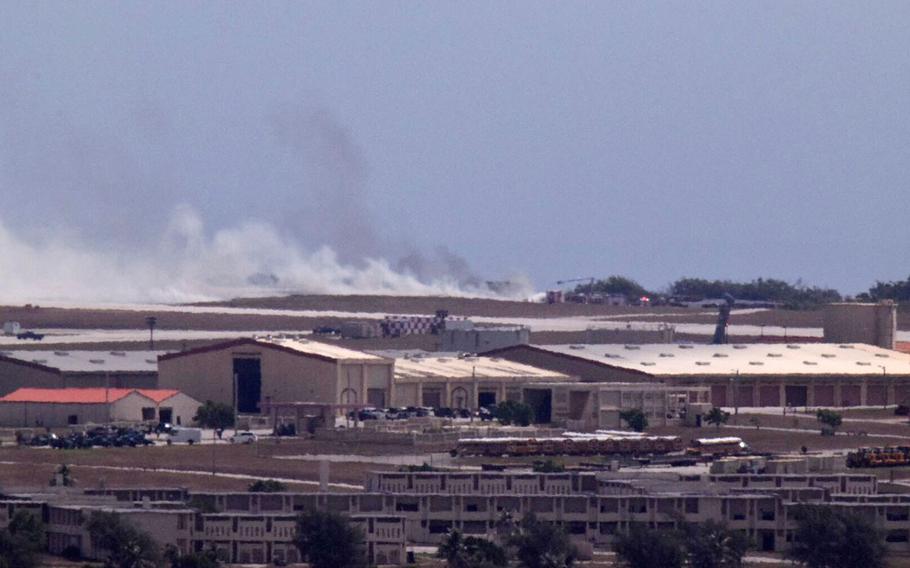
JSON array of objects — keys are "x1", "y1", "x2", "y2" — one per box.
[{"x1": 0, "y1": 205, "x2": 533, "y2": 304}]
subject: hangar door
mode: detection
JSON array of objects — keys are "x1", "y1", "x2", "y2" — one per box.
[{"x1": 234, "y1": 358, "x2": 262, "y2": 413}]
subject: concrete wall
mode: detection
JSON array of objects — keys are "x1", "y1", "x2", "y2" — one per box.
[
  {"x1": 823, "y1": 302, "x2": 898, "y2": 349},
  {"x1": 0, "y1": 360, "x2": 62, "y2": 396},
  {"x1": 61, "y1": 372, "x2": 158, "y2": 390},
  {"x1": 0, "y1": 360, "x2": 157, "y2": 397},
  {"x1": 443, "y1": 327, "x2": 530, "y2": 353}
]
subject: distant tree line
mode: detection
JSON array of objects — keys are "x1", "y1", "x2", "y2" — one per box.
[
  {"x1": 572, "y1": 275, "x2": 888, "y2": 310},
  {"x1": 859, "y1": 275, "x2": 910, "y2": 302}
]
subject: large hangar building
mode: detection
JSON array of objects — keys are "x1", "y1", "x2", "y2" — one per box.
[
  {"x1": 158, "y1": 338, "x2": 394, "y2": 412},
  {"x1": 485, "y1": 343, "x2": 910, "y2": 408},
  {"x1": 0, "y1": 350, "x2": 160, "y2": 397},
  {"x1": 371, "y1": 350, "x2": 572, "y2": 410}
]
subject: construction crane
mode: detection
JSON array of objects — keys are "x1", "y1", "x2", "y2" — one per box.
[
  {"x1": 556, "y1": 277, "x2": 596, "y2": 302},
  {"x1": 712, "y1": 294, "x2": 736, "y2": 344}
]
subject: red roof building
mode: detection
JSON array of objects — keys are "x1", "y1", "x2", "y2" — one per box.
[{"x1": 0, "y1": 388, "x2": 199, "y2": 428}]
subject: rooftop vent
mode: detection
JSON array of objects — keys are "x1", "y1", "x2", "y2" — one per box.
[
  {"x1": 856, "y1": 361, "x2": 872, "y2": 366},
  {"x1": 821, "y1": 354, "x2": 836, "y2": 358},
  {"x1": 54, "y1": 351, "x2": 69, "y2": 356},
  {"x1": 604, "y1": 353, "x2": 622, "y2": 359},
  {"x1": 803, "y1": 361, "x2": 818, "y2": 366},
  {"x1": 624, "y1": 345, "x2": 641, "y2": 350},
  {"x1": 89, "y1": 359, "x2": 105, "y2": 364},
  {"x1": 641, "y1": 362, "x2": 656, "y2": 366},
  {"x1": 838, "y1": 345, "x2": 854, "y2": 349},
  {"x1": 713, "y1": 353, "x2": 729, "y2": 358},
  {"x1": 875, "y1": 353, "x2": 890, "y2": 358},
  {"x1": 732, "y1": 345, "x2": 747, "y2": 350},
  {"x1": 110, "y1": 351, "x2": 126, "y2": 356},
  {"x1": 695, "y1": 361, "x2": 711, "y2": 366},
  {"x1": 749, "y1": 361, "x2": 764, "y2": 366},
  {"x1": 659, "y1": 353, "x2": 675, "y2": 358},
  {"x1": 786, "y1": 345, "x2": 801, "y2": 349},
  {"x1": 145, "y1": 359, "x2": 157, "y2": 364},
  {"x1": 767, "y1": 353, "x2": 783, "y2": 358},
  {"x1": 678, "y1": 345, "x2": 694, "y2": 350},
  {"x1": 568, "y1": 345, "x2": 586, "y2": 350}
]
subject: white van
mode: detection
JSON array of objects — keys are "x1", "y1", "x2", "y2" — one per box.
[{"x1": 167, "y1": 427, "x2": 202, "y2": 445}]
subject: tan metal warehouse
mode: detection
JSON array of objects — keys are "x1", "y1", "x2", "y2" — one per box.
[
  {"x1": 0, "y1": 350, "x2": 160, "y2": 396},
  {"x1": 158, "y1": 338, "x2": 393, "y2": 413},
  {"x1": 487, "y1": 343, "x2": 910, "y2": 408},
  {"x1": 370, "y1": 350, "x2": 572, "y2": 410},
  {"x1": 0, "y1": 388, "x2": 201, "y2": 427}
]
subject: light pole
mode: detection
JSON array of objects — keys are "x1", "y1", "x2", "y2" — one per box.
[
  {"x1": 879, "y1": 365, "x2": 887, "y2": 409},
  {"x1": 145, "y1": 316, "x2": 158, "y2": 350},
  {"x1": 733, "y1": 369, "x2": 740, "y2": 416}
]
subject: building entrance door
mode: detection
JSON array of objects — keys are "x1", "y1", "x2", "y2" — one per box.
[{"x1": 234, "y1": 358, "x2": 262, "y2": 413}]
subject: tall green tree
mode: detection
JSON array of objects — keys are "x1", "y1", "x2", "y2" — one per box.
[
  {"x1": 705, "y1": 407, "x2": 730, "y2": 429},
  {"x1": 247, "y1": 479, "x2": 287, "y2": 492},
  {"x1": 508, "y1": 514, "x2": 576, "y2": 568},
  {"x1": 582, "y1": 276, "x2": 652, "y2": 299},
  {"x1": 293, "y1": 510, "x2": 366, "y2": 568},
  {"x1": 495, "y1": 400, "x2": 534, "y2": 426},
  {"x1": 613, "y1": 524, "x2": 684, "y2": 568},
  {"x1": 614, "y1": 520, "x2": 746, "y2": 568},
  {"x1": 682, "y1": 520, "x2": 749, "y2": 568},
  {"x1": 788, "y1": 505, "x2": 886, "y2": 568},
  {"x1": 193, "y1": 401, "x2": 235, "y2": 431},
  {"x1": 0, "y1": 510, "x2": 45, "y2": 568},
  {"x1": 866, "y1": 276, "x2": 910, "y2": 301},
  {"x1": 85, "y1": 511, "x2": 161, "y2": 568},
  {"x1": 439, "y1": 530, "x2": 507, "y2": 568},
  {"x1": 164, "y1": 545, "x2": 221, "y2": 568},
  {"x1": 619, "y1": 408, "x2": 648, "y2": 432},
  {"x1": 670, "y1": 277, "x2": 840, "y2": 309},
  {"x1": 815, "y1": 409, "x2": 842, "y2": 435}
]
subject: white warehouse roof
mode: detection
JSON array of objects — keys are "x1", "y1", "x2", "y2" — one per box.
[
  {"x1": 0, "y1": 350, "x2": 162, "y2": 373},
  {"x1": 372, "y1": 350, "x2": 570, "y2": 382},
  {"x1": 526, "y1": 343, "x2": 910, "y2": 377}
]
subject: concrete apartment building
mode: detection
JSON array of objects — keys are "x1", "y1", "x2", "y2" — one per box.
[
  {"x1": 372, "y1": 350, "x2": 571, "y2": 410},
  {"x1": 0, "y1": 387, "x2": 200, "y2": 427},
  {"x1": 0, "y1": 350, "x2": 160, "y2": 397},
  {"x1": 158, "y1": 338, "x2": 394, "y2": 413},
  {"x1": 0, "y1": 467, "x2": 899, "y2": 564},
  {"x1": 488, "y1": 343, "x2": 910, "y2": 408}
]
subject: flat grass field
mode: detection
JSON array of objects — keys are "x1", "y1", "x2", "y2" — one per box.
[
  {"x1": 0, "y1": 437, "x2": 414, "y2": 492},
  {"x1": 4, "y1": 408, "x2": 910, "y2": 494}
]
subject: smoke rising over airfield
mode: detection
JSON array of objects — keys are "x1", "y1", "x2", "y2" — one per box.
[
  {"x1": 0, "y1": 205, "x2": 531, "y2": 304},
  {"x1": 0, "y1": 100, "x2": 527, "y2": 303}
]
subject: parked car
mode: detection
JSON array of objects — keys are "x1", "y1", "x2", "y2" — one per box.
[
  {"x1": 16, "y1": 330, "x2": 44, "y2": 340},
  {"x1": 230, "y1": 431, "x2": 258, "y2": 444},
  {"x1": 167, "y1": 427, "x2": 202, "y2": 445}
]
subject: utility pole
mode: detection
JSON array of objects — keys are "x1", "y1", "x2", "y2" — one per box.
[{"x1": 145, "y1": 316, "x2": 158, "y2": 350}]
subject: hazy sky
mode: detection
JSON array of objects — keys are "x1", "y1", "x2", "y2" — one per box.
[{"x1": 2, "y1": 2, "x2": 909, "y2": 298}]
